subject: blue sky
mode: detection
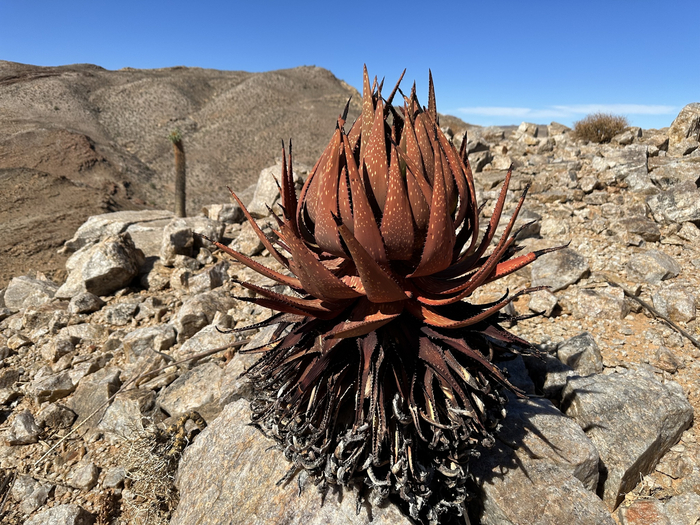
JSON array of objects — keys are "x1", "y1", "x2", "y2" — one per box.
[{"x1": 1, "y1": 0, "x2": 697, "y2": 129}]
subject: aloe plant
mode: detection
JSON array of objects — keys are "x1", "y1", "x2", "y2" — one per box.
[
  {"x1": 169, "y1": 129, "x2": 186, "y2": 217},
  {"x1": 211, "y1": 67, "x2": 551, "y2": 523}
]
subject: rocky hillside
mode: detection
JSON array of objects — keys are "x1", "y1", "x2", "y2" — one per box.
[
  {"x1": 0, "y1": 99, "x2": 699, "y2": 524},
  {"x1": 0, "y1": 61, "x2": 375, "y2": 286}
]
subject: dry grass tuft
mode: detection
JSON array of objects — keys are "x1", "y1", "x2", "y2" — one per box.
[
  {"x1": 117, "y1": 426, "x2": 180, "y2": 525},
  {"x1": 573, "y1": 112, "x2": 629, "y2": 143}
]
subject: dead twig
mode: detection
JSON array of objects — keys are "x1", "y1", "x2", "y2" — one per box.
[
  {"x1": 606, "y1": 279, "x2": 700, "y2": 350},
  {"x1": 33, "y1": 338, "x2": 250, "y2": 467}
]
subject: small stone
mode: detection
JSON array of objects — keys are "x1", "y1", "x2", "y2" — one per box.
[
  {"x1": 160, "y1": 219, "x2": 194, "y2": 266},
  {"x1": 102, "y1": 466, "x2": 127, "y2": 489},
  {"x1": 664, "y1": 492, "x2": 700, "y2": 525},
  {"x1": 573, "y1": 286, "x2": 629, "y2": 320},
  {"x1": 556, "y1": 332, "x2": 603, "y2": 376},
  {"x1": 68, "y1": 367, "x2": 122, "y2": 432},
  {"x1": 0, "y1": 367, "x2": 20, "y2": 389},
  {"x1": 12, "y1": 475, "x2": 54, "y2": 515},
  {"x1": 627, "y1": 250, "x2": 681, "y2": 284},
  {"x1": 655, "y1": 449, "x2": 693, "y2": 479},
  {"x1": 7, "y1": 333, "x2": 32, "y2": 350},
  {"x1": 102, "y1": 302, "x2": 139, "y2": 326},
  {"x1": 530, "y1": 248, "x2": 590, "y2": 292},
  {"x1": 157, "y1": 361, "x2": 223, "y2": 418},
  {"x1": 24, "y1": 504, "x2": 95, "y2": 525},
  {"x1": 654, "y1": 347, "x2": 683, "y2": 374},
  {"x1": 121, "y1": 324, "x2": 176, "y2": 360},
  {"x1": 67, "y1": 461, "x2": 100, "y2": 490},
  {"x1": 173, "y1": 291, "x2": 234, "y2": 343},
  {"x1": 3, "y1": 275, "x2": 59, "y2": 310},
  {"x1": 68, "y1": 292, "x2": 105, "y2": 314},
  {"x1": 528, "y1": 289, "x2": 558, "y2": 317},
  {"x1": 36, "y1": 404, "x2": 77, "y2": 430},
  {"x1": 652, "y1": 283, "x2": 696, "y2": 322},
  {"x1": 30, "y1": 368, "x2": 76, "y2": 403},
  {"x1": 5, "y1": 409, "x2": 41, "y2": 445},
  {"x1": 616, "y1": 217, "x2": 661, "y2": 242},
  {"x1": 201, "y1": 203, "x2": 243, "y2": 224}
]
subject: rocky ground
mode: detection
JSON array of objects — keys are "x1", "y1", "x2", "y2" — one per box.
[{"x1": 0, "y1": 103, "x2": 699, "y2": 524}]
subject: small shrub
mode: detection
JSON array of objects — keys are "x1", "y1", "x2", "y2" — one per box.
[{"x1": 573, "y1": 112, "x2": 629, "y2": 143}]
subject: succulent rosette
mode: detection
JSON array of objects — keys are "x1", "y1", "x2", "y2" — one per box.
[{"x1": 212, "y1": 67, "x2": 552, "y2": 523}]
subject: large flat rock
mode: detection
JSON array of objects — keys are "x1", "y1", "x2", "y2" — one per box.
[{"x1": 172, "y1": 399, "x2": 413, "y2": 525}]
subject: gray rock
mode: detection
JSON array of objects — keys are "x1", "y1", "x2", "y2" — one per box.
[
  {"x1": 172, "y1": 399, "x2": 413, "y2": 525},
  {"x1": 4, "y1": 275, "x2": 59, "y2": 310},
  {"x1": 140, "y1": 260, "x2": 172, "y2": 291},
  {"x1": 523, "y1": 351, "x2": 575, "y2": 400},
  {"x1": 157, "y1": 361, "x2": 223, "y2": 418},
  {"x1": 36, "y1": 404, "x2": 77, "y2": 430},
  {"x1": 186, "y1": 261, "x2": 230, "y2": 294},
  {"x1": 219, "y1": 351, "x2": 259, "y2": 407},
  {"x1": 58, "y1": 323, "x2": 110, "y2": 344},
  {"x1": 664, "y1": 492, "x2": 700, "y2": 525},
  {"x1": 56, "y1": 233, "x2": 145, "y2": 298},
  {"x1": 201, "y1": 203, "x2": 243, "y2": 224},
  {"x1": 160, "y1": 219, "x2": 194, "y2": 266},
  {"x1": 62, "y1": 210, "x2": 174, "y2": 254},
  {"x1": 626, "y1": 250, "x2": 681, "y2": 283},
  {"x1": 97, "y1": 391, "x2": 152, "y2": 441},
  {"x1": 647, "y1": 185, "x2": 700, "y2": 224},
  {"x1": 29, "y1": 368, "x2": 76, "y2": 403},
  {"x1": 548, "y1": 122, "x2": 571, "y2": 136},
  {"x1": 175, "y1": 321, "x2": 232, "y2": 360},
  {"x1": 121, "y1": 324, "x2": 176, "y2": 360},
  {"x1": 5, "y1": 409, "x2": 41, "y2": 445},
  {"x1": 615, "y1": 217, "x2": 661, "y2": 242},
  {"x1": 68, "y1": 292, "x2": 105, "y2": 314},
  {"x1": 24, "y1": 504, "x2": 95, "y2": 525},
  {"x1": 668, "y1": 103, "x2": 700, "y2": 154},
  {"x1": 649, "y1": 158, "x2": 700, "y2": 190},
  {"x1": 173, "y1": 291, "x2": 234, "y2": 343},
  {"x1": 611, "y1": 129, "x2": 637, "y2": 146},
  {"x1": 654, "y1": 346, "x2": 683, "y2": 374},
  {"x1": 172, "y1": 254, "x2": 201, "y2": 270},
  {"x1": 68, "y1": 367, "x2": 122, "y2": 432},
  {"x1": 102, "y1": 466, "x2": 127, "y2": 489},
  {"x1": 228, "y1": 216, "x2": 278, "y2": 257},
  {"x1": 67, "y1": 461, "x2": 100, "y2": 490},
  {"x1": 609, "y1": 145, "x2": 657, "y2": 194},
  {"x1": 470, "y1": 149, "x2": 493, "y2": 172},
  {"x1": 530, "y1": 248, "x2": 590, "y2": 292},
  {"x1": 514, "y1": 121, "x2": 539, "y2": 139},
  {"x1": 652, "y1": 283, "x2": 696, "y2": 322},
  {"x1": 246, "y1": 163, "x2": 286, "y2": 218},
  {"x1": 11, "y1": 474, "x2": 53, "y2": 515},
  {"x1": 557, "y1": 332, "x2": 603, "y2": 376},
  {"x1": 471, "y1": 397, "x2": 612, "y2": 525},
  {"x1": 102, "y1": 302, "x2": 139, "y2": 326},
  {"x1": 579, "y1": 176, "x2": 602, "y2": 193},
  {"x1": 561, "y1": 369, "x2": 694, "y2": 509},
  {"x1": 669, "y1": 137, "x2": 699, "y2": 157},
  {"x1": 0, "y1": 367, "x2": 20, "y2": 389},
  {"x1": 573, "y1": 286, "x2": 630, "y2": 320}
]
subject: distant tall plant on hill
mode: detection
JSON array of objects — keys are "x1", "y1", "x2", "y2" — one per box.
[
  {"x1": 573, "y1": 112, "x2": 629, "y2": 143},
  {"x1": 169, "y1": 129, "x2": 186, "y2": 217}
]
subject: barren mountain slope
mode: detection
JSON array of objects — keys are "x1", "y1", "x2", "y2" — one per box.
[{"x1": 0, "y1": 61, "x2": 393, "y2": 286}]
